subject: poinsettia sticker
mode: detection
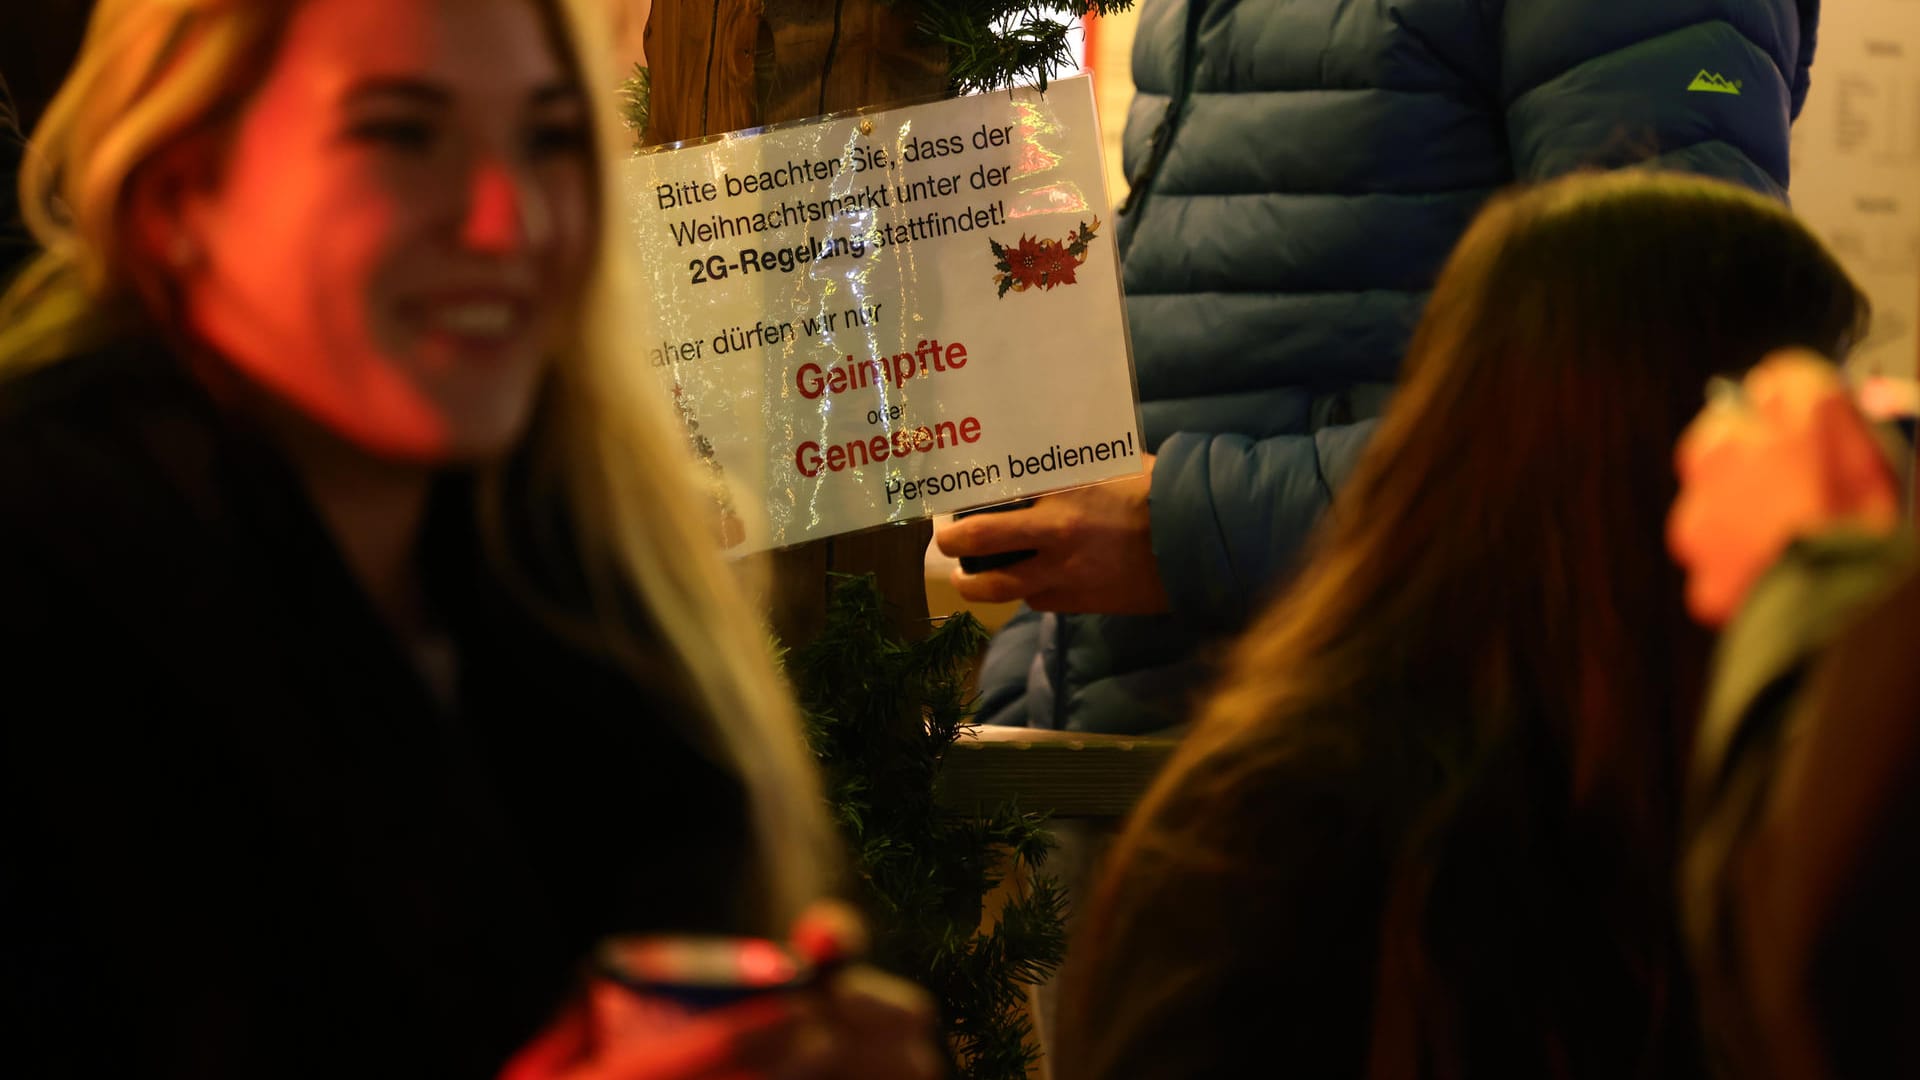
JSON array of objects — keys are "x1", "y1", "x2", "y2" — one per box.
[{"x1": 990, "y1": 218, "x2": 1101, "y2": 297}]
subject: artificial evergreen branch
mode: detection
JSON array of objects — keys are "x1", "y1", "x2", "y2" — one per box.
[
  {"x1": 618, "y1": 63, "x2": 651, "y2": 139},
  {"x1": 791, "y1": 575, "x2": 1068, "y2": 1080}
]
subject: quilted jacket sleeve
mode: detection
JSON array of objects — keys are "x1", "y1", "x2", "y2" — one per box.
[
  {"x1": 1151, "y1": 420, "x2": 1375, "y2": 629},
  {"x1": 1498, "y1": 0, "x2": 1817, "y2": 197}
]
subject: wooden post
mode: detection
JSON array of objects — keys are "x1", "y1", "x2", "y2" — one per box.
[
  {"x1": 641, "y1": 0, "x2": 760, "y2": 144},
  {"x1": 644, "y1": 0, "x2": 950, "y2": 647}
]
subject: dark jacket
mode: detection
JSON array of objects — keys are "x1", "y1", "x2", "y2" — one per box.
[
  {"x1": 1684, "y1": 532, "x2": 1920, "y2": 1079},
  {"x1": 0, "y1": 342, "x2": 754, "y2": 1077},
  {"x1": 982, "y1": 0, "x2": 1822, "y2": 733}
]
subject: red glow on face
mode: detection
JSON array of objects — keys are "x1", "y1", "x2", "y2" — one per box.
[{"x1": 462, "y1": 161, "x2": 532, "y2": 254}]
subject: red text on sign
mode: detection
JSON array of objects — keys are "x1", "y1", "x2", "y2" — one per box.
[{"x1": 796, "y1": 416, "x2": 984, "y2": 477}]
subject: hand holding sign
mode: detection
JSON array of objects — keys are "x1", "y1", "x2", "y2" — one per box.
[{"x1": 936, "y1": 455, "x2": 1168, "y2": 614}]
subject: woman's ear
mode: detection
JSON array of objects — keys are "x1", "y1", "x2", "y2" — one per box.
[{"x1": 125, "y1": 131, "x2": 222, "y2": 274}]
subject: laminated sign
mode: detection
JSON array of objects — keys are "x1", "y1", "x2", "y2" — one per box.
[{"x1": 626, "y1": 75, "x2": 1141, "y2": 552}]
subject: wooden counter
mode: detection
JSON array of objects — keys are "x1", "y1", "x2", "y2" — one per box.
[{"x1": 934, "y1": 725, "x2": 1181, "y2": 819}]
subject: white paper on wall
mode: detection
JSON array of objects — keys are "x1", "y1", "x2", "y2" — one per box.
[{"x1": 1792, "y1": 1, "x2": 1920, "y2": 382}]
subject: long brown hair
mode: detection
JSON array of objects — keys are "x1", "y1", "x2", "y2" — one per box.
[{"x1": 1085, "y1": 172, "x2": 1867, "y2": 1077}]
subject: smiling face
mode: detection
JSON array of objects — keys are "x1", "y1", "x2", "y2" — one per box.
[{"x1": 171, "y1": 0, "x2": 595, "y2": 462}]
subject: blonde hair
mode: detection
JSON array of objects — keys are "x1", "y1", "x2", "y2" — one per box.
[{"x1": 0, "y1": 0, "x2": 833, "y2": 932}]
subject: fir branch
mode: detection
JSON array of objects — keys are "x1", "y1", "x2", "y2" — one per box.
[
  {"x1": 790, "y1": 574, "x2": 1067, "y2": 1080},
  {"x1": 618, "y1": 63, "x2": 650, "y2": 142},
  {"x1": 882, "y1": 0, "x2": 1139, "y2": 94}
]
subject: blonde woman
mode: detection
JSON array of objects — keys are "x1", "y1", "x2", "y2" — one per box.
[{"x1": 0, "y1": 0, "x2": 935, "y2": 1076}]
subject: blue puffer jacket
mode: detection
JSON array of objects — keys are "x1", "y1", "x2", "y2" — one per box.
[{"x1": 980, "y1": 0, "x2": 1821, "y2": 733}]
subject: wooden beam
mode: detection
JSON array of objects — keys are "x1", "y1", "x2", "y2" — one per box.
[
  {"x1": 761, "y1": 0, "x2": 946, "y2": 120},
  {"x1": 759, "y1": 0, "x2": 950, "y2": 645},
  {"x1": 647, "y1": 0, "x2": 954, "y2": 647},
  {"x1": 643, "y1": 0, "x2": 761, "y2": 145}
]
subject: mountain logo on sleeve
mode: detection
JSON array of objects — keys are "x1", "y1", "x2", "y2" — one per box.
[{"x1": 1687, "y1": 71, "x2": 1743, "y2": 95}]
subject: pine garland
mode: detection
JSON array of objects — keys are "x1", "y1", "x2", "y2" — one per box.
[
  {"x1": 617, "y1": 63, "x2": 650, "y2": 138},
  {"x1": 789, "y1": 575, "x2": 1068, "y2": 1079}
]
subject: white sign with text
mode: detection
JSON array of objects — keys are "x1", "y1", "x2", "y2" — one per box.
[{"x1": 625, "y1": 76, "x2": 1140, "y2": 552}]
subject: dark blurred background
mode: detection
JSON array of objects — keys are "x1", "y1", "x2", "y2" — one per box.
[{"x1": 2, "y1": 0, "x2": 96, "y2": 279}]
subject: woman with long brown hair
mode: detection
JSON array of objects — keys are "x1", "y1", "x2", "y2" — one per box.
[{"x1": 1052, "y1": 171, "x2": 1869, "y2": 1080}]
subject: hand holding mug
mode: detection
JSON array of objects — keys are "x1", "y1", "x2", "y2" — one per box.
[{"x1": 501, "y1": 901, "x2": 941, "y2": 1080}]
